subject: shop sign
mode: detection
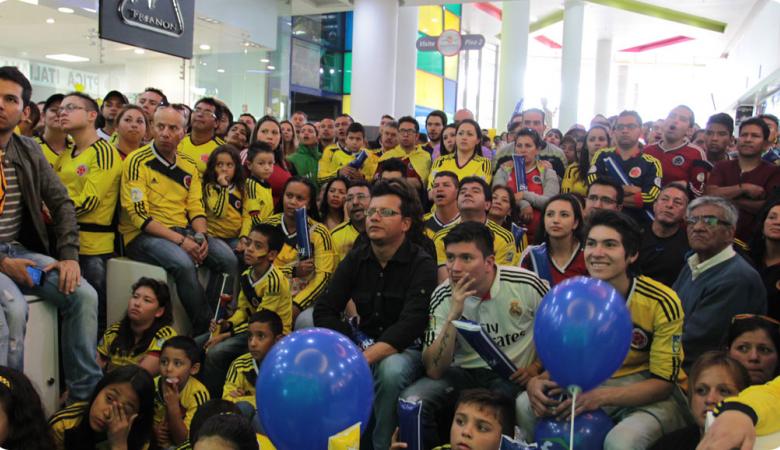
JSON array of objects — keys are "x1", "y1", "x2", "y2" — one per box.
[
  {"x1": 100, "y1": 0, "x2": 194, "y2": 59},
  {"x1": 416, "y1": 31, "x2": 485, "y2": 56},
  {"x1": 29, "y1": 62, "x2": 103, "y2": 95}
]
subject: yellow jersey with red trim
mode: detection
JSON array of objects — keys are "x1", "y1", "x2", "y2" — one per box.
[
  {"x1": 204, "y1": 183, "x2": 243, "y2": 239},
  {"x1": 229, "y1": 265, "x2": 292, "y2": 334},
  {"x1": 97, "y1": 322, "x2": 177, "y2": 372},
  {"x1": 34, "y1": 135, "x2": 72, "y2": 167},
  {"x1": 615, "y1": 275, "x2": 684, "y2": 382},
  {"x1": 119, "y1": 144, "x2": 206, "y2": 245},
  {"x1": 330, "y1": 220, "x2": 361, "y2": 262},
  {"x1": 260, "y1": 213, "x2": 337, "y2": 310},
  {"x1": 153, "y1": 376, "x2": 210, "y2": 447},
  {"x1": 223, "y1": 352, "x2": 258, "y2": 407},
  {"x1": 240, "y1": 177, "x2": 274, "y2": 238},
  {"x1": 433, "y1": 219, "x2": 521, "y2": 266},
  {"x1": 377, "y1": 146, "x2": 432, "y2": 185},
  {"x1": 55, "y1": 138, "x2": 122, "y2": 255},
  {"x1": 318, "y1": 143, "x2": 379, "y2": 184},
  {"x1": 177, "y1": 134, "x2": 225, "y2": 174},
  {"x1": 428, "y1": 152, "x2": 492, "y2": 189}
]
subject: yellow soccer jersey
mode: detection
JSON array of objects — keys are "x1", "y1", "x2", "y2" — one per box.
[
  {"x1": 34, "y1": 135, "x2": 72, "y2": 167},
  {"x1": 223, "y1": 353, "x2": 258, "y2": 407},
  {"x1": 97, "y1": 322, "x2": 177, "y2": 372},
  {"x1": 205, "y1": 183, "x2": 243, "y2": 239},
  {"x1": 119, "y1": 144, "x2": 206, "y2": 245},
  {"x1": 318, "y1": 143, "x2": 379, "y2": 184},
  {"x1": 378, "y1": 146, "x2": 432, "y2": 185},
  {"x1": 717, "y1": 375, "x2": 780, "y2": 435},
  {"x1": 428, "y1": 153, "x2": 492, "y2": 189},
  {"x1": 561, "y1": 163, "x2": 588, "y2": 197},
  {"x1": 55, "y1": 139, "x2": 122, "y2": 255},
  {"x1": 433, "y1": 219, "x2": 520, "y2": 267},
  {"x1": 423, "y1": 211, "x2": 460, "y2": 240},
  {"x1": 261, "y1": 213, "x2": 337, "y2": 310},
  {"x1": 153, "y1": 376, "x2": 210, "y2": 447},
  {"x1": 229, "y1": 265, "x2": 292, "y2": 334},
  {"x1": 49, "y1": 401, "x2": 87, "y2": 450},
  {"x1": 241, "y1": 177, "x2": 274, "y2": 238},
  {"x1": 177, "y1": 134, "x2": 225, "y2": 174},
  {"x1": 330, "y1": 220, "x2": 360, "y2": 262},
  {"x1": 614, "y1": 275, "x2": 684, "y2": 382}
]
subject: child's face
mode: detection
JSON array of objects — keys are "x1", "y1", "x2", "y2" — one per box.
[
  {"x1": 449, "y1": 403, "x2": 504, "y2": 450},
  {"x1": 215, "y1": 152, "x2": 237, "y2": 182},
  {"x1": 127, "y1": 285, "x2": 164, "y2": 325},
  {"x1": 250, "y1": 151, "x2": 275, "y2": 181},
  {"x1": 89, "y1": 382, "x2": 140, "y2": 433},
  {"x1": 244, "y1": 230, "x2": 273, "y2": 267},
  {"x1": 345, "y1": 132, "x2": 363, "y2": 152},
  {"x1": 248, "y1": 321, "x2": 279, "y2": 361},
  {"x1": 159, "y1": 347, "x2": 198, "y2": 387}
]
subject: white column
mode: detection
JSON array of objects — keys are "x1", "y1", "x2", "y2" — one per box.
[
  {"x1": 496, "y1": 0, "x2": 530, "y2": 130},
  {"x1": 351, "y1": 0, "x2": 399, "y2": 125},
  {"x1": 594, "y1": 37, "x2": 612, "y2": 116},
  {"x1": 559, "y1": 0, "x2": 585, "y2": 130},
  {"x1": 394, "y1": 6, "x2": 418, "y2": 117}
]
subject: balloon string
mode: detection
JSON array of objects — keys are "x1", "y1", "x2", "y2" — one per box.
[{"x1": 569, "y1": 389, "x2": 577, "y2": 450}]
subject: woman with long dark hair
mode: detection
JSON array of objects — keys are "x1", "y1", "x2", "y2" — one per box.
[
  {"x1": 319, "y1": 176, "x2": 348, "y2": 230},
  {"x1": 250, "y1": 115, "x2": 295, "y2": 206},
  {"x1": 750, "y1": 199, "x2": 780, "y2": 321},
  {"x1": 0, "y1": 366, "x2": 56, "y2": 450},
  {"x1": 562, "y1": 125, "x2": 611, "y2": 197}
]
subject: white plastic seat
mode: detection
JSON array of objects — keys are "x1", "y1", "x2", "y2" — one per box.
[{"x1": 23, "y1": 295, "x2": 60, "y2": 416}]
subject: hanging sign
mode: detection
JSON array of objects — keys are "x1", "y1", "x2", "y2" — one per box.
[{"x1": 416, "y1": 30, "x2": 485, "y2": 56}]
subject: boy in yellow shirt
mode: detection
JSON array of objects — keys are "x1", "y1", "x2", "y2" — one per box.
[{"x1": 224, "y1": 310, "x2": 284, "y2": 432}]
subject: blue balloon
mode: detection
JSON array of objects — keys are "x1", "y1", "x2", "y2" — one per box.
[
  {"x1": 533, "y1": 276, "x2": 632, "y2": 392},
  {"x1": 534, "y1": 409, "x2": 614, "y2": 450},
  {"x1": 257, "y1": 328, "x2": 374, "y2": 450}
]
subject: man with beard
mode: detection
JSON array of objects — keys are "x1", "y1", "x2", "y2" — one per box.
[
  {"x1": 424, "y1": 110, "x2": 447, "y2": 155},
  {"x1": 638, "y1": 184, "x2": 689, "y2": 287},
  {"x1": 644, "y1": 105, "x2": 711, "y2": 197},
  {"x1": 331, "y1": 180, "x2": 371, "y2": 261},
  {"x1": 706, "y1": 117, "x2": 780, "y2": 243}
]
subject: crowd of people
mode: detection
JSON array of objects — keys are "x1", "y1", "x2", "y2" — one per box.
[{"x1": 0, "y1": 63, "x2": 778, "y2": 450}]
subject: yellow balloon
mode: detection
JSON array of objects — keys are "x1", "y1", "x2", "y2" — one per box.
[{"x1": 74, "y1": 82, "x2": 85, "y2": 92}]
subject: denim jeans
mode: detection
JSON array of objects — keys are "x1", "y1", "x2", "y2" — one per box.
[
  {"x1": 80, "y1": 253, "x2": 112, "y2": 338},
  {"x1": 369, "y1": 348, "x2": 423, "y2": 450},
  {"x1": 0, "y1": 242, "x2": 101, "y2": 401},
  {"x1": 0, "y1": 273, "x2": 28, "y2": 370},
  {"x1": 193, "y1": 331, "x2": 248, "y2": 398},
  {"x1": 126, "y1": 232, "x2": 238, "y2": 335},
  {"x1": 402, "y1": 367, "x2": 523, "y2": 448}
]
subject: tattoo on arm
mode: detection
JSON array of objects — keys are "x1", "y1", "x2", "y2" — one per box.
[{"x1": 432, "y1": 328, "x2": 450, "y2": 367}]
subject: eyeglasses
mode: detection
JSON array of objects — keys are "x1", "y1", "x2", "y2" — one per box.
[
  {"x1": 614, "y1": 124, "x2": 639, "y2": 131},
  {"x1": 586, "y1": 195, "x2": 617, "y2": 205},
  {"x1": 732, "y1": 314, "x2": 780, "y2": 327},
  {"x1": 366, "y1": 207, "x2": 401, "y2": 218},
  {"x1": 57, "y1": 104, "x2": 87, "y2": 115},
  {"x1": 193, "y1": 107, "x2": 217, "y2": 119},
  {"x1": 399, "y1": 129, "x2": 417, "y2": 135},
  {"x1": 346, "y1": 194, "x2": 369, "y2": 202},
  {"x1": 686, "y1": 215, "x2": 731, "y2": 227}
]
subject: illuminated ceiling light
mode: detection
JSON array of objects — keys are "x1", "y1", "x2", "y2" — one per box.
[
  {"x1": 18, "y1": 0, "x2": 39, "y2": 5},
  {"x1": 45, "y1": 53, "x2": 89, "y2": 62},
  {"x1": 57, "y1": 7, "x2": 74, "y2": 13},
  {"x1": 46, "y1": 17, "x2": 55, "y2": 23},
  {"x1": 199, "y1": 44, "x2": 211, "y2": 50},
  {"x1": 267, "y1": 65, "x2": 276, "y2": 70},
  {"x1": 217, "y1": 68, "x2": 225, "y2": 73},
  {"x1": 134, "y1": 48, "x2": 145, "y2": 54},
  {"x1": 260, "y1": 58, "x2": 270, "y2": 63},
  {"x1": 82, "y1": 7, "x2": 97, "y2": 13}
]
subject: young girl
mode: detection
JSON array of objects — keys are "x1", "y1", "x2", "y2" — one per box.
[
  {"x1": 431, "y1": 123, "x2": 457, "y2": 160},
  {"x1": 114, "y1": 105, "x2": 147, "y2": 160},
  {"x1": 263, "y1": 177, "x2": 337, "y2": 325},
  {"x1": 280, "y1": 120, "x2": 297, "y2": 158},
  {"x1": 562, "y1": 125, "x2": 611, "y2": 197},
  {"x1": 0, "y1": 366, "x2": 56, "y2": 450},
  {"x1": 49, "y1": 365, "x2": 155, "y2": 450},
  {"x1": 192, "y1": 414, "x2": 258, "y2": 450},
  {"x1": 520, "y1": 194, "x2": 588, "y2": 287},
  {"x1": 97, "y1": 277, "x2": 176, "y2": 375},
  {"x1": 319, "y1": 177, "x2": 348, "y2": 230},
  {"x1": 203, "y1": 144, "x2": 247, "y2": 248}
]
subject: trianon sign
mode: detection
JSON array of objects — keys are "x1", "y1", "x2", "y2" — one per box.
[{"x1": 416, "y1": 30, "x2": 486, "y2": 56}]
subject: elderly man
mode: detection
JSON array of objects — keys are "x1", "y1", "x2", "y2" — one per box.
[{"x1": 672, "y1": 196, "x2": 766, "y2": 372}]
